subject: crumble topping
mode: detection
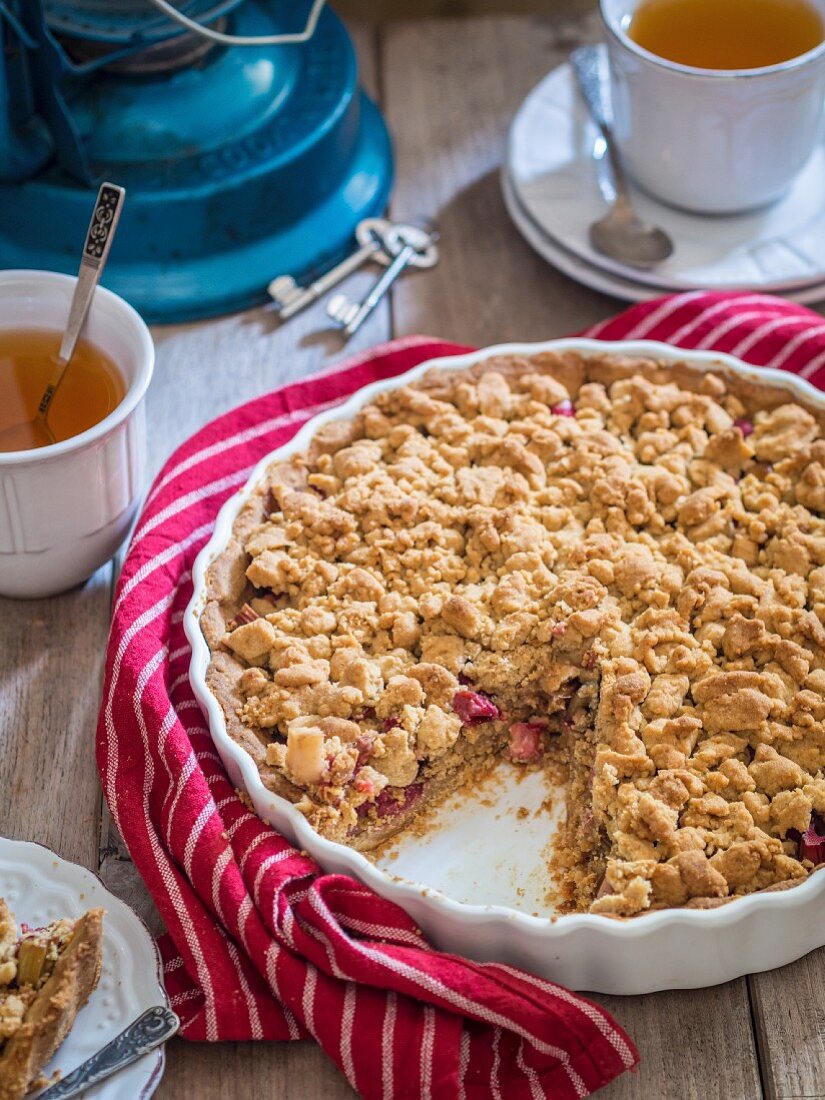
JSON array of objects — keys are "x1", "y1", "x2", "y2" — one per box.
[
  {"x1": 206, "y1": 351, "x2": 825, "y2": 916},
  {"x1": 0, "y1": 902, "x2": 75, "y2": 1046}
]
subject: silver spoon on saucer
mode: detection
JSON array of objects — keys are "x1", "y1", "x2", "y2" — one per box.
[
  {"x1": 570, "y1": 46, "x2": 674, "y2": 270},
  {"x1": 0, "y1": 182, "x2": 125, "y2": 451}
]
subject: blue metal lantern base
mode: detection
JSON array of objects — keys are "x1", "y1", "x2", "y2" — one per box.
[
  {"x1": 118, "y1": 95, "x2": 391, "y2": 322},
  {"x1": 0, "y1": 2, "x2": 393, "y2": 323}
]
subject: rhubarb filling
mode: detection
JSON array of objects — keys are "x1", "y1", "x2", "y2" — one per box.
[{"x1": 203, "y1": 349, "x2": 825, "y2": 917}]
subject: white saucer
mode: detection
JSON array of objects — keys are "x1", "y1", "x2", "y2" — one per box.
[
  {"x1": 0, "y1": 838, "x2": 169, "y2": 1099},
  {"x1": 506, "y1": 56, "x2": 825, "y2": 297},
  {"x1": 503, "y1": 166, "x2": 825, "y2": 305},
  {"x1": 503, "y1": 167, "x2": 651, "y2": 302}
]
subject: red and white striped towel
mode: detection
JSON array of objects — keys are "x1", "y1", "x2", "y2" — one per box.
[{"x1": 97, "y1": 291, "x2": 825, "y2": 1099}]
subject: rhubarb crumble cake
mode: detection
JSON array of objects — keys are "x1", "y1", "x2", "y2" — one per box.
[
  {"x1": 201, "y1": 349, "x2": 825, "y2": 917},
  {"x1": 0, "y1": 901, "x2": 103, "y2": 1100}
]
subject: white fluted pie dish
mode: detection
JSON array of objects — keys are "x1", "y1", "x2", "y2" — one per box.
[{"x1": 186, "y1": 337, "x2": 825, "y2": 994}]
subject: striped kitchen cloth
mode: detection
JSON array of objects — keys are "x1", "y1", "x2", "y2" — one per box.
[{"x1": 97, "y1": 291, "x2": 825, "y2": 1099}]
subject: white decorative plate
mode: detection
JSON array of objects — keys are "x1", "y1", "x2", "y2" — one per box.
[
  {"x1": 0, "y1": 838, "x2": 168, "y2": 1098},
  {"x1": 186, "y1": 338, "x2": 825, "y2": 995},
  {"x1": 506, "y1": 57, "x2": 825, "y2": 298}
]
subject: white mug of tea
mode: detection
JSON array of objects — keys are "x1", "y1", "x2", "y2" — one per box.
[
  {"x1": 0, "y1": 271, "x2": 154, "y2": 599},
  {"x1": 600, "y1": 0, "x2": 825, "y2": 213}
]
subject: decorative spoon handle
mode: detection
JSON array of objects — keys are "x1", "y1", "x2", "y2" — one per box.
[
  {"x1": 35, "y1": 1006, "x2": 179, "y2": 1100},
  {"x1": 37, "y1": 181, "x2": 125, "y2": 418}
]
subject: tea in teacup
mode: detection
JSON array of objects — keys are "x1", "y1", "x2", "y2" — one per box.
[
  {"x1": 628, "y1": 0, "x2": 824, "y2": 70},
  {"x1": 0, "y1": 328, "x2": 125, "y2": 452}
]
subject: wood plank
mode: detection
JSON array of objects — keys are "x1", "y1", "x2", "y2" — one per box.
[
  {"x1": 383, "y1": 14, "x2": 764, "y2": 1100},
  {"x1": 98, "y1": 803, "x2": 164, "y2": 938},
  {"x1": 98, "y1": 22, "x2": 386, "y2": 1098},
  {"x1": 159, "y1": 1040, "x2": 356, "y2": 1099},
  {"x1": 0, "y1": 566, "x2": 111, "y2": 869},
  {"x1": 749, "y1": 957, "x2": 825, "y2": 1100},
  {"x1": 594, "y1": 983, "x2": 762, "y2": 1100},
  {"x1": 383, "y1": 13, "x2": 619, "y2": 349}
]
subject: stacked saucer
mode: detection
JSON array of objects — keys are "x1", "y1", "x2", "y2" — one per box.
[{"x1": 503, "y1": 57, "x2": 825, "y2": 304}]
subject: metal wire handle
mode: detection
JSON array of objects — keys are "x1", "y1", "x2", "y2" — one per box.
[{"x1": 141, "y1": 0, "x2": 326, "y2": 45}]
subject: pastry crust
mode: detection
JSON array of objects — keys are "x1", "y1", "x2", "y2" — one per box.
[
  {"x1": 201, "y1": 350, "x2": 825, "y2": 915},
  {"x1": 0, "y1": 907, "x2": 104, "y2": 1100}
]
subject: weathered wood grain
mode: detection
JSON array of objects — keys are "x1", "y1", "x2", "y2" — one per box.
[
  {"x1": 594, "y1": 983, "x2": 762, "y2": 1100},
  {"x1": 382, "y1": 13, "x2": 618, "y2": 348},
  {"x1": 160, "y1": 1038, "x2": 357, "y2": 1098},
  {"x1": 98, "y1": 802, "x2": 164, "y2": 937},
  {"x1": 749, "y1": 954, "x2": 825, "y2": 1100},
  {"x1": 0, "y1": 566, "x2": 111, "y2": 869}
]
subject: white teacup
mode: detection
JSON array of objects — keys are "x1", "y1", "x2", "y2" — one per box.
[
  {"x1": 0, "y1": 271, "x2": 154, "y2": 599},
  {"x1": 600, "y1": 0, "x2": 825, "y2": 214}
]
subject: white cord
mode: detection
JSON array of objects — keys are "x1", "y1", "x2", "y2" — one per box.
[{"x1": 141, "y1": 0, "x2": 326, "y2": 45}]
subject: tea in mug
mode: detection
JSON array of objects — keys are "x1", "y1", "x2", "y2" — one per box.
[
  {"x1": 0, "y1": 328, "x2": 125, "y2": 452},
  {"x1": 628, "y1": 0, "x2": 824, "y2": 70}
]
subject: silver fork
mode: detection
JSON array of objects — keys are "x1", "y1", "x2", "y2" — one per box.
[{"x1": 35, "y1": 1006, "x2": 179, "y2": 1099}]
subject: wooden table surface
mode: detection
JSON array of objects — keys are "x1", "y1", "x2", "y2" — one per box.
[{"x1": 2, "y1": 11, "x2": 824, "y2": 1099}]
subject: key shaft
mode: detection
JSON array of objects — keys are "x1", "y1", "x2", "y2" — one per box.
[
  {"x1": 274, "y1": 240, "x2": 379, "y2": 320},
  {"x1": 333, "y1": 243, "x2": 416, "y2": 338}
]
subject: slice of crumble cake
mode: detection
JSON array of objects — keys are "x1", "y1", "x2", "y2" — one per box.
[{"x1": 0, "y1": 901, "x2": 103, "y2": 1100}]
